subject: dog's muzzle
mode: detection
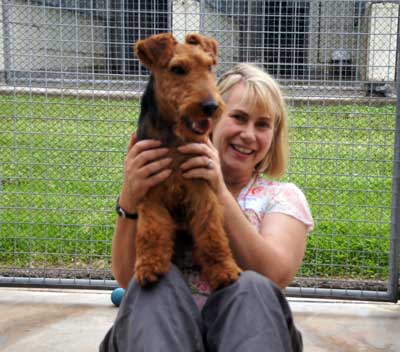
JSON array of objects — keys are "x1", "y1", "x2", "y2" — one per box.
[{"x1": 201, "y1": 99, "x2": 219, "y2": 117}]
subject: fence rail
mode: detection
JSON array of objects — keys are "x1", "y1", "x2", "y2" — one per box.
[{"x1": 0, "y1": 0, "x2": 399, "y2": 302}]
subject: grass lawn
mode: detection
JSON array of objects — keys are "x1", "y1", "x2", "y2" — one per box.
[{"x1": 0, "y1": 94, "x2": 396, "y2": 281}]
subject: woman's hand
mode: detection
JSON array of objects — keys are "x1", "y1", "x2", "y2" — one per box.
[
  {"x1": 119, "y1": 133, "x2": 172, "y2": 211},
  {"x1": 178, "y1": 138, "x2": 228, "y2": 199}
]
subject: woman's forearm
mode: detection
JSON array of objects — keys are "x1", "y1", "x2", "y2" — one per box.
[
  {"x1": 111, "y1": 136, "x2": 172, "y2": 288},
  {"x1": 220, "y1": 190, "x2": 292, "y2": 288},
  {"x1": 111, "y1": 216, "x2": 137, "y2": 288}
]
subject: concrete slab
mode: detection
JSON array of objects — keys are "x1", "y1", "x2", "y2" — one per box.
[
  {"x1": 290, "y1": 298, "x2": 400, "y2": 352},
  {"x1": 0, "y1": 288, "x2": 115, "y2": 352},
  {"x1": 0, "y1": 288, "x2": 399, "y2": 351}
]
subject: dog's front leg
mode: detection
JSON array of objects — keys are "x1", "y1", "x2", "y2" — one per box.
[
  {"x1": 189, "y1": 188, "x2": 241, "y2": 291},
  {"x1": 135, "y1": 197, "x2": 176, "y2": 286}
]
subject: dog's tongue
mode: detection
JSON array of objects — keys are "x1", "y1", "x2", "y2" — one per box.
[{"x1": 192, "y1": 118, "x2": 211, "y2": 135}]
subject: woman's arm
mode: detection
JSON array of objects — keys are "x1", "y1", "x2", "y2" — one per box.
[
  {"x1": 218, "y1": 188, "x2": 307, "y2": 288},
  {"x1": 111, "y1": 214, "x2": 138, "y2": 289},
  {"x1": 112, "y1": 134, "x2": 172, "y2": 288},
  {"x1": 178, "y1": 140, "x2": 308, "y2": 288}
]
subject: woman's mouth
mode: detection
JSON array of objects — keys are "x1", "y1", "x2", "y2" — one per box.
[{"x1": 231, "y1": 144, "x2": 254, "y2": 155}]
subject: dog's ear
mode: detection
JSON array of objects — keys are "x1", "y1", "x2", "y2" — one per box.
[
  {"x1": 185, "y1": 34, "x2": 218, "y2": 65},
  {"x1": 134, "y1": 33, "x2": 177, "y2": 69}
]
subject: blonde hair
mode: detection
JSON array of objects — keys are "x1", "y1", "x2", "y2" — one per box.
[{"x1": 217, "y1": 63, "x2": 288, "y2": 178}]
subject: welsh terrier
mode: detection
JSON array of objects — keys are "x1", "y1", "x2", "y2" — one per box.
[{"x1": 133, "y1": 33, "x2": 240, "y2": 290}]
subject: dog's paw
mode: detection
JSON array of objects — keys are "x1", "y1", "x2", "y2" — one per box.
[
  {"x1": 134, "y1": 261, "x2": 170, "y2": 287},
  {"x1": 204, "y1": 260, "x2": 241, "y2": 291}
]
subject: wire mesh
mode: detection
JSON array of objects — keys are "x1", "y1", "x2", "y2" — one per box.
[{"x1": 0, "y1": 0, "x2": 399, "y2": 301}]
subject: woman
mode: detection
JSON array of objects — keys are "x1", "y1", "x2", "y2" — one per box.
[{"x1": 101, "y1": 63, "x2": 313, "y2": 352}]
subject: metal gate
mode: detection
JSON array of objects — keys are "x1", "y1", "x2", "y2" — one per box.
[{"x1": 0, "y1": 0, "x2": 399, "y2": 302}]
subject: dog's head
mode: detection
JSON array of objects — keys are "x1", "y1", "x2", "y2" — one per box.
[{"x1": 134, "y1": 33, "x2": 225, "y2": 142}]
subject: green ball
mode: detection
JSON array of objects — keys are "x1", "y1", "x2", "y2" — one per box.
[{"x1": 111, "y1": 287, "x2": 125, "y2": 307}]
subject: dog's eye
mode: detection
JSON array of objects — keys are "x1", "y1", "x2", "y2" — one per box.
[
  {"x1": 208, "y1": 66, "x2": 212, "y2": 72},
  {"x1": 170, "y1": 65, "x2": 186, "y2": 75}
]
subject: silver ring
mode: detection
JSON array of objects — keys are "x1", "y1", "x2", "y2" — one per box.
[{"x1": 207, "y1": 159, "x2": 213, "y2": 169}]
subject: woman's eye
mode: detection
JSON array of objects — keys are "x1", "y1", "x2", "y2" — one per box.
[
  {"x1": 257, "y1": 121, "x2": 270, "y2": 129},
  {"x1": 231, "y1": 114, "x2": 245, "y2": 122}
]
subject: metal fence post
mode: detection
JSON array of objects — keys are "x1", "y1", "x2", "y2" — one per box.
[
  {"x1": 388, "y1": 4, "x2": 400, "y2": 302},
  {"x1": 2, "y1": 0, "x2": 12, "y2": 84}
]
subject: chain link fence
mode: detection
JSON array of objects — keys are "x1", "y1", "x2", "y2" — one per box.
[{"x1": 0, "y1": 0, "x2": 399, "y2": 301}]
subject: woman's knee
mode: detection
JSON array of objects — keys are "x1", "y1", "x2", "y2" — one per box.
[
  {"x1": 122, "y1": 263, "x2": 191, "y2": 309},
  {"x1": 127, "y1": 263, "x2": 184, "y2": 289},
  {"x1": 238, "y1": 270, "x2": 282, "y2": 297}
]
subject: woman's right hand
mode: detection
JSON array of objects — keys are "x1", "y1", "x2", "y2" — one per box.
[{"x1": 118, "y1": 133, "x2": 172, "y2": 212}]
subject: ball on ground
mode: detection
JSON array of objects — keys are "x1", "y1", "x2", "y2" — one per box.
[{"x1": 111, "y1": 287, "x2": 125, "y2": 307}]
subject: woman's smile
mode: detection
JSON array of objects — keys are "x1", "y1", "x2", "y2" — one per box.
[{"x1": 230, "y1": 144, "x2": 254, "y2": 155}]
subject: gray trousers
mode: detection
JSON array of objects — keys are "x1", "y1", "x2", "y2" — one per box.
[{"x1": 100, "y1": 265, "x2": 302, "y2": 352}]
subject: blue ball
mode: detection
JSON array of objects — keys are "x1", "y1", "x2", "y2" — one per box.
[{"x1": 111, "y1": 287, "x2": 125, "y2": 307}]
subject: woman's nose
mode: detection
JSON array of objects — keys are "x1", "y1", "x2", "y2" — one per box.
[{"x1": 239, "y1": 124, "x2": 256, "y2": 142}]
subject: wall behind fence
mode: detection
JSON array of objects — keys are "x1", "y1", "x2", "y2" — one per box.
[{"x1": 0, "y1": 0, "x2": 399, "y2": 301}]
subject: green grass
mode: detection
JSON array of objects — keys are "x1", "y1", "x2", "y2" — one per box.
[
  {"x1": 285, "y1": 104, "x2": 395, "y2": 280},
  {"x1": 0, "y1": 95, "x2": 396, "y2": 281}
]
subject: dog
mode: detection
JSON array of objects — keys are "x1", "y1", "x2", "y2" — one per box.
[{"x1": 132, "y1": 33, "x2": 240, "y2": 290}]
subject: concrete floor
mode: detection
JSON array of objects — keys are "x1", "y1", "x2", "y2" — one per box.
[{"x1": 0, "y1": 288, "x2": 399, "y2": 352}]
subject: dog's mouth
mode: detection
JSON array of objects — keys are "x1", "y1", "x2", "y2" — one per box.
[{"x1": 184, "y1": 117, "x2": 212, "y2": 135}]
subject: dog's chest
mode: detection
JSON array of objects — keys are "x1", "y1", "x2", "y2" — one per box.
[{"x1": 153, "y1": 161, "x2": 206, "y2": 221}]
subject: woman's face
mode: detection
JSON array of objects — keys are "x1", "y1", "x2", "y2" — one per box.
[{"x1": 212, "y1": 82, "x2": 275, "y2": 181}]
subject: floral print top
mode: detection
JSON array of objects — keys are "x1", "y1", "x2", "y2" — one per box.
[{"x1": 177, "y1": 175, "x2": 314, "y2": 308}]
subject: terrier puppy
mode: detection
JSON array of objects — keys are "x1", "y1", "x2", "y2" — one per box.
[{"x1": 133, "y1": 33, "x2": 240, "y2": 290}]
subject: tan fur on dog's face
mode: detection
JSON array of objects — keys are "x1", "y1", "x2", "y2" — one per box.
[{"x1": 134, "y1": 33, "x2": 225, "y2": 142}]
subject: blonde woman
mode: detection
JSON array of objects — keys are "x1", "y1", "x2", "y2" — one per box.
[{"x1": 101, "y1": 63, "x2": 313, "y2": 352}]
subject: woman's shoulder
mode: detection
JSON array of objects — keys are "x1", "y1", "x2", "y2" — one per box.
[{"x1": 242, "y1": 176, "x2": 314, "y2": 232}]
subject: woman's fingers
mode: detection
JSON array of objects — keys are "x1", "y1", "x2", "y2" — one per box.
[
  {"x1": 127, "y1": 133, "x2": 137, "y2": 151},
  {"x1": 180, "y1": 155, "x2": 211, "y2": 172},
  {"x1": 145, "y1": 169, "x2": 173, "y2": 188},
  {"x1": 181, "y1": 167, "x2": 212, "y2": 180},
  {"x1": 133, "y1": 146, "x2": 170, "y2": 168},
  {"x1": 205, "y1": 137, "x2": 218, "y2": 151},
  {"x1": 139, "y1": 157, "x2": 173, "y2": 177},
  {"x1": 178, "y1": 140, "x2": 225, "y2": 195},
  {"x1": 121, "y1": 137, "x2": 172, "y2": 203},
  {"x1": 177, "y1": 142, "x2": 212, "y2": 156},
  {"x1": 130, "y1": 139, "x2": 163, "y2": 157}
]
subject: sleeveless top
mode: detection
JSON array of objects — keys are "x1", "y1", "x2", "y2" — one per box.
[{"x1": 176, "y1": 174, "x2": 314, "y2": 308}]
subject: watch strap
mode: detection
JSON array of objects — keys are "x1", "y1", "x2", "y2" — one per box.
[{"x1": 116, "y1": 197, "x2": 138, "y2": 220}]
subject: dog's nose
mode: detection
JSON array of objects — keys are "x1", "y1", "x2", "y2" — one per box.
[{"x1": 201, "y1": 99, "x2": 218, "y2": 116}]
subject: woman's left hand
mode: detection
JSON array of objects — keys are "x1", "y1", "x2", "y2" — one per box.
[{"x1": 178, "y1": 139, "x2": 228, "y2": 199}]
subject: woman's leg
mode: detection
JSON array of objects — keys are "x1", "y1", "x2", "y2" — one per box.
[
  {"x1": 100, "y1": 265, "x2": 206, "y2": 352},
  {"x1": 202, "y1": 271, "x2": 302, "y2": 352}
]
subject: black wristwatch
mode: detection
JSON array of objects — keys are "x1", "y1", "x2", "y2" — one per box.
[{"x1": 116, "y1": 197, "x2": 138, "y2": 220}]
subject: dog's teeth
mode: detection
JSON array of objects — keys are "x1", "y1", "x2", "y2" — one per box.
[{"x1": 191, "y1": 119, "x2": 210, "y2": 134}]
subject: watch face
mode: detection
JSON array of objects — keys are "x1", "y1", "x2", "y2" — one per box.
[
  {"x1": 116, "y1": 202, "x2": 137, "y2": 219},
  {"x1": 117, "y1": 207, "x2": 125, "y2": 218}
]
